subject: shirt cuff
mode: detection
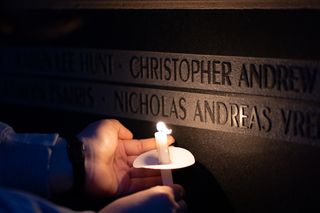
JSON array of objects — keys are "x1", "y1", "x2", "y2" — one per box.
[{"x1": 0, "y1": 122, "x2": 58, "y2": 198}]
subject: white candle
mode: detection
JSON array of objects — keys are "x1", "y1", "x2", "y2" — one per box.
[
  {"x1": 154, "y1": 131, "x2": 171, "y2": 164},
  {"x1": 155, "y1": 122, "x2": 173, "y2": 186}
]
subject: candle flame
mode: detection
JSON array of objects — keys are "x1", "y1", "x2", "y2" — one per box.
[{"x1": 156, "y1": 122, "x2": 172, "y2": 134}]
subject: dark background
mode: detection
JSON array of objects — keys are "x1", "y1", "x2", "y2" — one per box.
[{"x1": 0, "y1": 9, "x2": 320, "y2": 212}]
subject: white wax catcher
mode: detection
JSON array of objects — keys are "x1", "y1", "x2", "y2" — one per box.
[{"x1": 133, "y1": 147, "x2": 195, "y2": 170}]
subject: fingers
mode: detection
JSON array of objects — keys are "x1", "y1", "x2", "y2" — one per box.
[
  {"x1": 126, "y1": 156, "x2": 137, "y2": 167},
  {"x1": 101, "y1": 185, "x2": 187, "y2": 213},
  {"x1": 170, "y1": 184, "x2": 186, "y2": 202},
  {"x1": 177, "y1": 200, "x2": 188, "y2": 213},
  {"x1": 152, "y1": 184, "x2": 187, "y2": 213},
  {"x1": 86, "y1": 119, "x2": 133, "y2": 140},
  {"x1": 109, "y1": 119, "x2": 133, "y2": 140},
  {"x1": 166, "y1": 185, "x2": 187, "y2": 213},
  {"x1": 125, "y1": 176, "x2": 163, "y2": 195},
  {"x1": 129, "y1": 167, "x2": 161, "y2": 178},
  {"x1": 124, "y1": 135, "x2": 175, "y2": 156}
]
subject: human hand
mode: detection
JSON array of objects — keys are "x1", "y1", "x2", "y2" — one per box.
[
  {"x1": 99, "y1": 184, "x2": 187, "y2": 213},
  {"x1": 77, "y1": 119, "x2": 175, "y2": 197}
]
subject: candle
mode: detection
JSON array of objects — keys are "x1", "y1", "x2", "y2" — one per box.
[{"x1": 155, "y1": 122, "x2": 173, "y2": 186}]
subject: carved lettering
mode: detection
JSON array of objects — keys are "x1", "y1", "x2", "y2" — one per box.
[
  {"x1": 280, "y1": 109, "x2": 320, "y2": 139},
  {"x1": 194, "y1": 100, "x2": 203, "y2": 122},
  {"x1": 129, "y1": 56, "x2": 234, "y2": 88},
  {"x1": 115, "y1": 91, "x2": 186, "y2": 120},
  {"x1": 217, "y1": 102, "x2": 228, "y2": 125},
  {"x1": 230, "y1": 103, "x2": 239, "y2": 127},
  {"x1": 16, "y1": 51, "x2": 76, "y2": 73},
  {"x1": 51, "y1": 84, "x2": 94, "y2": 108},
  {"x1": 248, "y1": 106, "x2": 261, "y2": 130},
  {"x1": 81, "y1": 53, "x2": 113, "y2": 75},
  {"x1": 204, "y1": 100, "x2": 214, "y2": 123},
  {"x1": 262, "y1": 107, "x2": 272, "y2": 132}
]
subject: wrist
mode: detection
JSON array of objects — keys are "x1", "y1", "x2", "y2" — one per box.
[
  {"x1": 66, "y1": 135, "x2": 86, "y2": 194},
  {"x1": 49, "y1": 137, "x2": 73, "y2": 194}
]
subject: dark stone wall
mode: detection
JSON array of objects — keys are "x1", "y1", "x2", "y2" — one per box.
[{"x1": 1, "y1": 9, "x2": 320, "y2": 212}]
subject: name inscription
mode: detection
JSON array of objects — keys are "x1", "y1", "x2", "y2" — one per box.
[
  {"x1": 0, "y1": 46, "x2": 319, "y2": 147},
  {"x1": 1, "y1": 45, "x2": 319, "y2": 101}
]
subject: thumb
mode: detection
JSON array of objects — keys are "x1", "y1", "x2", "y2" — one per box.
[
  {"x1": 177, "y1": 200, "x2": 188, "y2": 213},
  {"x1": 170, "y1": 184, "x2": 188, "y2": 213},
  {"x1": 170, "y1": 184, "x2": 186, "y2": 202}
]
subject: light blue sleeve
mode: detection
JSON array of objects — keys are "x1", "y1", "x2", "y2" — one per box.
[
  {"x1": 0, "y1": 122, "x2": 58, "y2": 198},
  {"x1": 0, "y1": 187, "x2": 95, "y2": 213}
]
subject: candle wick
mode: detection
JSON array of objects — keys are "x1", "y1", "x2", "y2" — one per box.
[{"x1": 158, "y1": 129, "x2": 172, "y2": 134}]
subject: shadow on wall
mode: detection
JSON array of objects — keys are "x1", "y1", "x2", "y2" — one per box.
[{"x1": 174, "y1": 161, "x2": 235, "y2": 213}]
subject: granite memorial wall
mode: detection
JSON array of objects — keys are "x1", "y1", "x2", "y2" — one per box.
[{"x1": 0, "y1": 3, "x2": 319, "y2": 212}]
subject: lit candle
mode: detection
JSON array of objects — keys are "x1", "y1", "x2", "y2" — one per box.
[{"x1": 155, "y1": 122, "x2": 173, "y2": 186}]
